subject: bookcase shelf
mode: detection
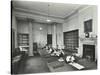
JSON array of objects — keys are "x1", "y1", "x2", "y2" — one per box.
[
  {"x1": 17, "y1": 33, "x2": 29, "y2": 46},
  {"x1": 64, "y1": 29, "x2": 79, "y2": 51}
]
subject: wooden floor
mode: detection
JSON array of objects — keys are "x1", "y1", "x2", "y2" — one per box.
[
  {"x1": 12, "y1": 50, "x2": 97, "y2": 74},
  {"x1": 17, "y1": 56, "x2": 50, "y2": 74}
]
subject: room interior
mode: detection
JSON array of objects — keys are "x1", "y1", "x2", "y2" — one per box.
[{"x1": 11, "y1": 1, "x2": 97, "y2": 74}]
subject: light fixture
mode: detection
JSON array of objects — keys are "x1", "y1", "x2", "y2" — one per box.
[
  {"x1": 39, "y1": 27, "x2": 42, "y2": 30},
  {"x1": 46, "y1": 19, "x2": 51, "y2": 22},
  {"x1": 46, "y1": 4, "x2": 51, "y2": 22}
]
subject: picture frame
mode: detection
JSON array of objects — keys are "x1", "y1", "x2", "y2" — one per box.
[{"x1": 84, "y1": 19, "x2": 92, "y2": 33}]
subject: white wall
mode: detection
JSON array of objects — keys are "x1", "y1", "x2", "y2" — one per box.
[
  {"x1": 13, "y1": 9, "x2": 64, "y2": 49},
  {"x1": 32, "y1": 23, "x2": 48, "y2": 48},
  {"x1": 79, "y1": 6, "x2": 97, "y2": 37},
  {"x1": 52, "y1": 23, "x2": 63, "y2": 49},
  {"x1": 16, "y1": 19, "x2": 63, "y2": 55},
  {"x1": 63, "y1": 6, "x2": 97, "y2": 59},
  {"x1": 17, "y1": 20, "x2": 48, "y2": 55},
  {"x1": 47, "y1": 24, "x2": 52, "y2": 34},
  {"x1": 63, "y1": 12, "x2": 79, "y2": 32},
  {"x1": 78, "y1": 6, "x2": 97, "y2": 59},
  {"x1": 32, "y1": 23, "x2": 63, "y2": 48},
  {"x1": 12, "y1": 11, "x2": 18, "y2": 48},
  {"x1": 13, "y1": 5, "x2": 97, "y2": 59},
  {"x1": 56, "y1": 23, "x2": 63, "y2": 49},
  {"x1": 17, "y1": 19, "x2": 33, "y2": 56},
  {"x1": 63, "y1": 11, "x2": 80, "y2": 53},
  {"x1": 16, "y1": 19, "x2": 55, "y2": 48},
  {"x1": 17, "y1": 20, "x2": 29, "y2": 33},
  {"x1": 17, "y1": 20, "x2": 48, "y2": 47}
]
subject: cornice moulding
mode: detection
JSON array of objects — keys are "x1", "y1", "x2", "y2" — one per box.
[{"x1": 13, "y1": 7, "x2": 63, "y2": 19}]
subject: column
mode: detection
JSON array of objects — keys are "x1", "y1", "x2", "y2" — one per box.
[
  {"x1": 28, "y1": 18, "x2": 34, "y2": 56},
  {"x1": 52, "y1": 22, "x2": 57, "y2": 48}
]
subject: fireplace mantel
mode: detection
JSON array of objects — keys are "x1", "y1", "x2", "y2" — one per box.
[{"x1": 80, "y1": 37, "x2": 97, "y2": 45}]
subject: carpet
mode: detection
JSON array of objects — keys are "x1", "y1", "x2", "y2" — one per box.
[
  {"x1": 47, "y1": 61, "x2": 75, "y2": 72},
  {"x1": 17, "y1": 56, "x2": 50, "y2": 74}
]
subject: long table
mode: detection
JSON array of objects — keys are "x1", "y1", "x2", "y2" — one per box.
[
  {"x1": 45, "y1": 57, "x2": 85, "y2": 72},
  {"x1": 47, "y1": 61, "x2": 75, "y2": 72}
]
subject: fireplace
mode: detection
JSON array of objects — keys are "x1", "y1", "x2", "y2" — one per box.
[{"x1": 83, "y1": 44, "x2": 95, "y2": 61}]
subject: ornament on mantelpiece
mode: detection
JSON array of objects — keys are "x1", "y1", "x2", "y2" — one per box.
[
  {"x1": 85, "y1": 32, "x2": 89, "y2": 38},
  {"x1": 79, "y1": 33, "x2": 85, "y2": 41}
]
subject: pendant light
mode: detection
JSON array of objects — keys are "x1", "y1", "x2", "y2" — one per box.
[{"x1": 46, "y1": 4, "x2": 51, "y2": 22}]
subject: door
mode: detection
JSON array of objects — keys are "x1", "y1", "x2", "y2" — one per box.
[{"x1": 47, "y1": 34, "x2": 52, "y2": 45}]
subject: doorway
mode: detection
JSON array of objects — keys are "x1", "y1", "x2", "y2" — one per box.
[{"x1": 47, "y1": 34, "x2": 52, "y2": 45}]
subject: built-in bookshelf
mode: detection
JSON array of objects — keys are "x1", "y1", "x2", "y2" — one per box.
[
  {"x1": 64, "y1": 29, "x2": 79, "y2": 51},
  {"x1": 17, "y1": 33, "x2": 29, "y2": 46}
]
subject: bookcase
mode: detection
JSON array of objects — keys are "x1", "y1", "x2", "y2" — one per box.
[
  {"x1": 64, "y1": 29, "x2": 79, "y2": 52},
  {"x1": 17, "y1": 33, "x2": 29, "y2": 46}
]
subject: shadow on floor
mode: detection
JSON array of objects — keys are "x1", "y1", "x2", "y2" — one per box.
[
  {"x1": 12, "y1": 54, "x2": 97, "y2": 74},
  {"x1": 17, "y1": 56, "x2": 50, "y2": 74}
]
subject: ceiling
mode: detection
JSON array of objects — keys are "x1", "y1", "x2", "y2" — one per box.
[{"x1": 12, "y1": 1, "x2": 87, "y2": 23}]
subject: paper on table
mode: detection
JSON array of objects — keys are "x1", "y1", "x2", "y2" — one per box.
[{"x1": 69, "y1": 62, "x2": 85, "y2": 70}]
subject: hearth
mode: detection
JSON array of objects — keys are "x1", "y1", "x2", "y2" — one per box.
[{"x1": 83, "y1": 44, "x2": 95, "y2": 61}]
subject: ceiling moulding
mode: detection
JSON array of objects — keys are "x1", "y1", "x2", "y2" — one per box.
[
  {"x1": 33, "y1": 21, "x2": 54, "y2": 25},
  {"x1": 16, "y1": 16, "x2": 35, "y2": 22},
  {"x1": 64, "y1": 5, "x2": 89, "y2": 20},
  {"x1": 64, "y1": 10, "x2": 78, "y2": 20},
  {"x1": 16, "y1": 16, "x2": 62, "y2": 24},
  {"x1": 78, "y1": 5, "x2": 94, "y2": 13},
  {"x1": 13, "y1": 7, "x2": 63, "y2": 19},
  {"x1": 13, "y1": 9, "x2": 64, "y2": 23},
  {"x1": 14, "y1": 12, "x2": 64, "y2": 24}
]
